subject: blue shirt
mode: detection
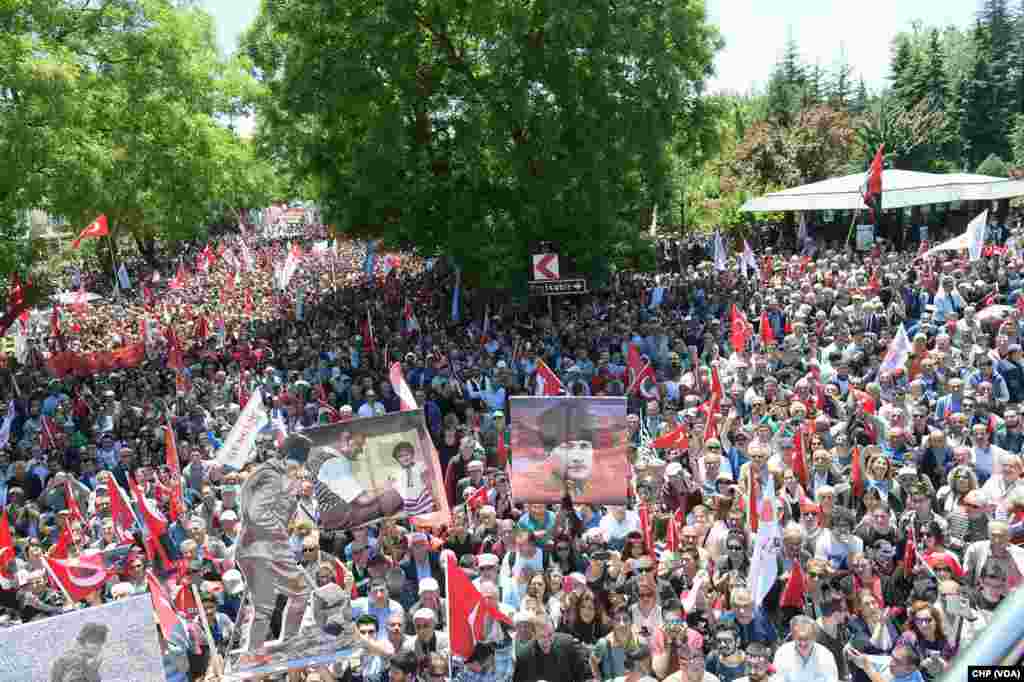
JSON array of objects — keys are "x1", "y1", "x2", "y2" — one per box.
[{"x1": 350, "y1": 598, "x2": 402, "y2": 641}]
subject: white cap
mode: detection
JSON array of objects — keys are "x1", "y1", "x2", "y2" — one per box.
[
  {"x1": 665, "y1": 462, "x2": 683, "y2": 477},
  {"x1": 222, "y1": 569, "x2": 245, "y2": 595},
  {"x1": 414, "y1": 607, "x2": 436, "y2": 622},
  {"x1": 477, "y1": 553, "x2": 499, "y2": 568},
  {"x1": 419, "y1": 577, "x2": 440, "y2": 593}
]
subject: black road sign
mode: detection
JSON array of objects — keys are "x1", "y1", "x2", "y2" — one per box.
[{"x1": 528, "y1": 278, "x2": 588, "y2": 296}]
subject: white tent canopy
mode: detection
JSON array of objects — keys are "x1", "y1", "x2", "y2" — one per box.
[{"x1": 741, "y1": 169, "x2": 1024, "y2": 213}]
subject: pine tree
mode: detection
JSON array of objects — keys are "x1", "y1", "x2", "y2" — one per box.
[
  {"x1": 766, "y1": 33, "x2": 805, "y2": 125},
  {"x1": 981, "y1": 0, "x2": 1015, "y2": 119},
  {"x1": 803, "y1": 62, "x2": 824, "y2": 109},
  {"x1": 960, "y1": 22, "x2": 1001, "y2": 168},
  {"x1": 829, "y1": 46, "x2": 853, "y2": 110},
  {"x1": 890, "y1": 36, "x2": 915, "y2": 97},
  {"x1": 780, "y1": 33, "x2": 805, "y2": 88},
  {"x1": 1015, "y1": 0, "x2": 1024, "y2": 114},
  {"x1": 922, "y1": 29, "x2": 947, "y2": 111},
  {"x1": 851, "y1": 77, "x2": 870, "y2": 115}
]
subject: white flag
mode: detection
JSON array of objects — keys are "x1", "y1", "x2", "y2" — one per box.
[
  {"x1": 117, "y1": 263, "x2": 131, "y2": 290},
  {"x1": 747, "y1": 496, "x2": 780, "y2": 608},
  {"x1": 967, "y1": 209, "x2": 988, "y2": 262},
  {"x1": 216, "y1": 389, "x2": 270, "y2": 470},
  {"x1": 0, "y1": 401, "x2": 15, "y2": 450},
  {"x1": 12, "y1": 323, "x2": 28, "y2": 365},
  {"x1": 390, "y1": 362, "x2": 418, "y2": 411},
  {"x1": 741, "y1": 240, "x2": 760, "y2": 279},
  {"x1": 278, "y1": 242, "x2": 303, "y2": 289},
  {"x1": 880, "y1": 323, "x2": 912, "y2": 376},
  {"x1": 714, "y1": 232, "x2": 727, "y2": 272}
]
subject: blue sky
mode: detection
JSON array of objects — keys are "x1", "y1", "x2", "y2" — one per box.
[{"x1": 201, "y1": 0, "x2": 980, "y2": 95}]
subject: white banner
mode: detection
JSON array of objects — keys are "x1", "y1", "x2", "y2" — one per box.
[
  {"x1": 117, "y1": 263, "x2": 131, "y2": 290},
  {"x1": 747, "y1": 497, "x2": 781, "y2": 608},
  {"x1": 216, "y1": 389, "x2": 270, "y2": 470},
  {"x1": 968, "y1": 209, "x2": 988, "y2": 261}
]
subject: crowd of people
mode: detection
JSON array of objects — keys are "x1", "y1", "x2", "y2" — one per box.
[{"x1": 2, "y1": 210, "x2": 1024, "y2": 682}]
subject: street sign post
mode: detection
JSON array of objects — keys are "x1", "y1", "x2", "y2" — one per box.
[{"x1": 528, "y1": 279, "x2": 588, "y2": 297}]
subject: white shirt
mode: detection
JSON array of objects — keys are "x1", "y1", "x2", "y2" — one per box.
[
  {"x1": 772, "y1": 641, "x2": 839, "y2": 682},
  {"x1": 665, "y1": 672, "x2": 721, "y2": 682},
  {"x1": 318, "y1": 456, "x2": 366, "y2": 503},
  {"x1": 599, "y1": 511, "x2": 640, "y2": 544},
  {"x1": 814, "y1": 531, "x2": 864, "y2": 573}
]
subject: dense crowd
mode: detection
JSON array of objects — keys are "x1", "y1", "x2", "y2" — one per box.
[{"x1": 2, "y1": 211, "x2": 1024, "y2": 682}]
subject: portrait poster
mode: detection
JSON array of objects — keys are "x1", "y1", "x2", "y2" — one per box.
[
  {"x1": 509, "y1": 397, "x2": 629, "y2": 505},
  {"x1": 301, "y1": 409, "x2": 451, "y2": 529},
  {"x1": 0, "y1": 595, "x2": 164, "y2": 681}
]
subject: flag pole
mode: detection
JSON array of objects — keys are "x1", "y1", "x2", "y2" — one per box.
[
  {"x1": 108, "y1": 233, "x2": 119, "y2": 297},
  {"x1": 41, "y1": 556, "x2": 75, "y2": 605}
]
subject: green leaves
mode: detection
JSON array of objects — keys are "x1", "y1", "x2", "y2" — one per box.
[
  {"x1": 0, "y1": 0, "x2": 278, "y2": 275},
  {"x1": 245, "y1": 0, "x2": 720, "y2": 285}
]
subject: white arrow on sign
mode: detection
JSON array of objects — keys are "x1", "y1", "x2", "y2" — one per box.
[{"x1": 532, "y1": 254, "x2": 559, "y2": 281}]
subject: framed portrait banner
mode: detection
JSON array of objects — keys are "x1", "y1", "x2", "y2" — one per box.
[
  {"x1": 509, "y1": 397, "x2": 629, "y2": 505},
  {"x1": 301, "y1": 409, "x2": 450, "y2": 529}
]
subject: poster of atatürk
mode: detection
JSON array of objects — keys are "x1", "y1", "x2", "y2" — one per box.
[
  {"x1": 301, "y1": 409, "x2": 450, "y2": 529},
  {"x1": 0, "y1": 595, "x2": 164, "y2": 681},
  {"x1": 510, "y1": 397, "x2": 629, "y2": 505}
]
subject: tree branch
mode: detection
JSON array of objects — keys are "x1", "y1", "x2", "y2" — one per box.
[{"x1": 413, "y1": 14, "x2": 478, "y2": 87}]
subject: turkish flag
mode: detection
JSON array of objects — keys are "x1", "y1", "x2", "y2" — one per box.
[
  {"x1": 44, "y1": 553, "x2": 109, "y2": 601},
  {"x1": 129, "y1": 475, "x2": 170, "y2": 567},
  {"x1": 107, "y1": 480, "x2": 138, "y2": 543},
  {"x1": 495, "y1": 431, "x2": 508, "y2": 467},
  {"x1": 779, "y1": 559, "x2": 807, "y2": 609},
  {"x1": 71, "y1": 215, "x2": 109, "y2": 249},
  {"x1": 759, "y1": 310, "x2": 775, "y2": 346},
  {"x1": 147, "y1": 570, "x2": 184, "y2": 642},
  {"x1": 534, "y1": 359, "x2": 564, "y2": 396},
  {"x1": 64, "y1": 480, "x2": 86, "y2": 527},
  {"x1": 863, "y1": 144, "x2": 885, "y2": 208},
  {"x1": 0, "y1": 510, "x2": 15, "y2": 568},
  {"x1": 747, "y1": 469, "x2": 761, "y2": 534},
  {"x1": 174, "y1": 581, "x2": 199, "y2": 617},
  {"x1": 466, "y1": 486, "x2": 489, "y2": 511},
  {"x1": 792, "y1": 430, "x2": 809, "y2": 488},
  {"x1": 49, "y1": 523, "x2": 73, "y2": 559},
  {"x1": 652, "y1": 424, "x2": 688, "y2": 450},
  {"x1": 730, "y1": 304, "x2": 751, "y2": 353},
  {"x1": 627, "y1": 344, "x2": 657, "y2": 397},
  {"x1": 852, "y1": 446, "x2": 864, "y2": 498},
  {"x1": 446, "y1": 553, "x2": 512, "y2": 658}
]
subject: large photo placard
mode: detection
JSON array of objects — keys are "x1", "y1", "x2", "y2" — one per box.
[
  {"x1": 301, "y1": 409, "x2": 450, "y2": 529},
  {"x1": 510, "y1": 397, "x2": 629, "y2": 505},
  {"x1": 0, "y1": 595, "x2": 164, "y2": 681}
]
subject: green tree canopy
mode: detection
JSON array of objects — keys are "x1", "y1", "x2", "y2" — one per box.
[
  {"x1": 243, "y1": 0, "x2": 721, "y2": 286},
  {"x1": 0, "y1": 0, "x2": 279, "y2": 271}
]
